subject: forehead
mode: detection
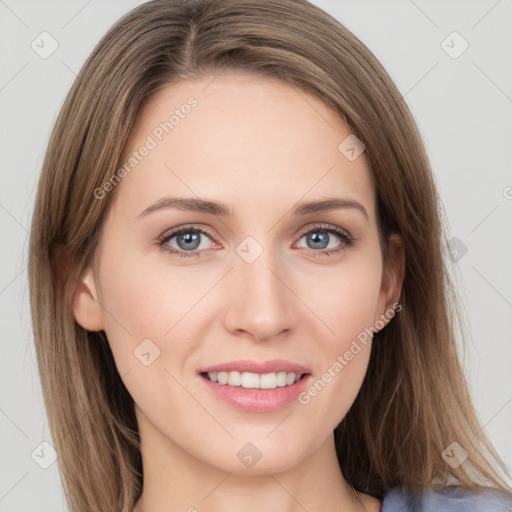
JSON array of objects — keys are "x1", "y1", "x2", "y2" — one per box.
[{"x1": 113, "y1": 73, "x2": 376, "y2": 221}]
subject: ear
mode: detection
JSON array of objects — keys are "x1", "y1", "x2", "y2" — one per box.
[
  {"x1": 374, "y1": 233, "x2": 405, "y2": 328},
  {"x1": 72, "y1": 265, "x2": 105, "y2": 332}
]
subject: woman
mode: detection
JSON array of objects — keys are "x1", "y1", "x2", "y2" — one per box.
[{"x1": 28, "y1": 0, "x2": 512, "y2": 511}]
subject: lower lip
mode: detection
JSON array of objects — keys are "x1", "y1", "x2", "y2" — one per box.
[{"x1": 199, "y1": 373, "x2": 312, "y2": 413}]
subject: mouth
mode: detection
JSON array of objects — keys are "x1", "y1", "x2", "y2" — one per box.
[
  {"x1": 200, "y1": 370, "x2": 309, "y2": 389},
  {"x1": 197, "y1": 359, "x2": 313, "y2": 413}
]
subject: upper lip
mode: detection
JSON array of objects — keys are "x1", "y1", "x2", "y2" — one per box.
[{"x1": 198, "y1": 359, "x2": 311, "y2": 375}]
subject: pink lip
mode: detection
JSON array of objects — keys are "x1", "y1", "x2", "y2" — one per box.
[
  {"x1": 197, "y1": 359, "x2": 312, "y2": 413},
  {"x1": 199, "y1": 373, "x2": 312, "y2": 413},
  {"x1": 198, "y1": 359, "x2": 311, "y2": 375}
]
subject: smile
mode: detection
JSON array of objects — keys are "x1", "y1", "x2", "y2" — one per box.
[{"x1": 202, "y1": 370, "x2": 305, "y2": 389}]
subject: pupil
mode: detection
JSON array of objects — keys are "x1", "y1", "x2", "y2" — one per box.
[
  {"x1": 179, "y1": 231, "x2": 200, "y2": 250},
  {"x1": 309, "y1": 232, "x2": 328, "y2": 249}
]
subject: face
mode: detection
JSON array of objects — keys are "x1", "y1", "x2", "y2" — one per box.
[{"x1": 74, "y1": 72, "x2": 403, "y2": 475}]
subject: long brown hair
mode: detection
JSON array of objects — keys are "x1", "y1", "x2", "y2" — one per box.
[{"x1": 28, "y1": 0, "x2": 511, "y2": 510}]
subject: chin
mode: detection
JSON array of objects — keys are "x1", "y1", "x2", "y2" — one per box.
[{"x1": 195, "y1": 434, "x2": 312, "y2": 476}]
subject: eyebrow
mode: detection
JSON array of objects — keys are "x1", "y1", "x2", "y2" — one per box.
[{"x1": 137, "y1": 196, "x2": 369, "y2": 221}]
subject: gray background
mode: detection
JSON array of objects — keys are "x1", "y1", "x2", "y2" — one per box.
[{"x1": 1, "y1": 0, "x2": 511, "y2": 509}]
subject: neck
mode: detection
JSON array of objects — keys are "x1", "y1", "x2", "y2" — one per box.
[{"x1": 132, "y1": 410, "x2": 374, "y2": 512}]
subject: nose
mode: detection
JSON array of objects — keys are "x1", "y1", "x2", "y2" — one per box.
[{"x1": 222, "y1": 250, "x2": 297, "y2": 342}]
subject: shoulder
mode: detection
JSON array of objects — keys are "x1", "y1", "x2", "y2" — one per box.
[{"x1": 381, "y1": 486, "x2": 512, "y2": 511}]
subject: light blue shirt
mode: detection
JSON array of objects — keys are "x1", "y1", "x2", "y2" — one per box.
[{"x1": 381, "y1": 486, "x2": 512, "y2": 511}]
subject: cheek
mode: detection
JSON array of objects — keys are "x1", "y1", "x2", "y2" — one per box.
[
  {"x1": 97, "y1": 239, "x2": 197, "y2": 338},
  {"x1": 295, "y1": 253, "x2": 382, "y2": 417},
  {"x1": 94, "y1": 249, "x2": 196, "y2": 421},
  {"x1": 95, "y1": 241, "x2": 219, "y2": 399},
  {"x1": 304, "y1": 253, "x2": 382, "y2": 351},
  {"x1": 93, "y1": 243, "x2": 182, "y2": 372}
]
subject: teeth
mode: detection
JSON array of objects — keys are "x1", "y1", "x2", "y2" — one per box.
[
  {"x1": 228, "y1": 371, "x2": 242, "y2": 386},
  {"x1": 205, "y1": 371, "x2": 302, "y2": 389}
]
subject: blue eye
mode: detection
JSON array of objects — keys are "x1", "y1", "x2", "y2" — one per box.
[
  {"x1": 157, "y1": 225, "x2": 216, "y2": 258},
  {"x1": 296, "y1": 225, "x2": 353, "y2": 255},
  {"x1": 157, "y1": 223, "x2": 354, "y2": 259}
]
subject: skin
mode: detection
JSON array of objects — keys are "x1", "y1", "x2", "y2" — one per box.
[{"x1": 73, "y1": 72, "x2": 404, "y2": 512}]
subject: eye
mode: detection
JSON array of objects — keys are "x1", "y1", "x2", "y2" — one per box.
[
  {"x1": 295, "y1": 224, "x2": 354, "y2": 257},
  {"x1": 156, "y1": 223, "x2": 355, "y2": 259},
  {"x1": 157, "y1": 225, "x2": 218, "y2": 258}
]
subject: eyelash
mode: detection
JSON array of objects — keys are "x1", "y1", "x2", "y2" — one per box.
[{"x1": 156, "y1": 223, "x2": 355, "y2": 259}]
